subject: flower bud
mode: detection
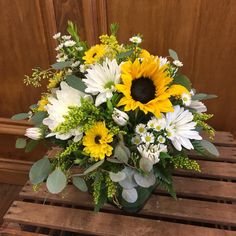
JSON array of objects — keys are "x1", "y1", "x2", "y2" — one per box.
[
  {"x1": 25, "y1": 127, "x2": 42, "y2": 140},
  {"x1": 112, "y1": 108, "x2": 129, "y2": 126}
]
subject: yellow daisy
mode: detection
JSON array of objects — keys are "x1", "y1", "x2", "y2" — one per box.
[
  {"x1": 83, "y1": 122, "x2": 113, "y2": 161},
  {"x1": 116, "y1": 56, "x2": 188, "y2": 117},
  {"x1": 83, "y1": 44, "x2": 106, "y2": 64}
]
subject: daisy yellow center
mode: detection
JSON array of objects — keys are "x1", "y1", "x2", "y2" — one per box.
[
  {"x1": 104, "y1": 81, "x2": 114, "y2": 89},
  {"x1": 145, "y1": 136, "x2": 151, "y2": 142},
  {"x1": 131, "y1": 77, "x2": 156, "y2": 103},
  {"x1": 83, "y1": 122, "x2": 113, "y2": 161}
]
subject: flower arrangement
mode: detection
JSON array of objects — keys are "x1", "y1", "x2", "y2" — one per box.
[{"x1": 12, "y1": 22, "x2": 219, "y2": 212}]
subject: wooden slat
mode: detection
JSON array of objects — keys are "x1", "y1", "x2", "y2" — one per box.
[
  {"x1": 4, "y1": 201, "x2": 234, "y2": 236},
  {"x1": 20, "y1": 183, "x2": 236, "y2": 227},
  {"x1": 156, "y1": 176, "x2": 236, "y2": 201},
  {"x1": 206, "y1": 131, "x2": 236, "y2": 147},
  {"x1": 0, "y1": 227, "x2": 45, "y2": 236},
  {"x1": 174, "y1": 160, "x2": 236, "y2": 180}
]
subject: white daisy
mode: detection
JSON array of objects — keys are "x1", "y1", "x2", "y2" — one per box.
[
  {"x1": 129, "y1": 36, "x2": 142, "y2": 44},
  {"x1": 165, "y1": 105, "x2": 202, "y2": 151},
  {"x1": 173, "y1": 60, "x2": 183, "y2": 67},
  {"x1": 76, "y1": 46, "x2": 84, "y2": 51},
  {"x1": 43, "y1": 82, "x2": 91, "y2": 141},
  {"x1": 141, "y1": 132, "x2": 155, "y2": 144},
  {"x1": 159, "y1": 56, "x2": 169, "y2": 67},
  {"x1": 181, "y1": 93, "x2": 192, "y2": 106},
  {"x1": 55, "y1": 44, "x2": 63, "y2": 51},
  {"x1": 71, "y1": 61, "x2": 80, "y2": 68},
  {"x1": 62, "y1": 35, "x2": 71, "y2": 40},
  {"x1": 157, "y1": 135, "x2": 166, "y2": 144},
  {"x1": 154, "y1": 116, "x2": 166, "y2": 132},
  {"x1": 135, "y1": 124, "x2": 147, "y2": 135},
  {"x1": 131, "y1": 135, "x2": 141, "y2": 145},
  {"x1": 64, "y1": 40, "x2": 76, "y2": 47},
  {"x1": 53, "y1": 32, "x2": 61, "y2": 39},
  {"x1": 56, "y1": 54, "x2": 68, "y2": 62},
  {"x1": 82, "y1": 58, "x2": 121, "y2": 106},
  {"x1": 189, "y1": 100, "x2": 207, "y2": 113},
  {"x1": 147, "y1": 118, "x2": 157, "y2": 129}
]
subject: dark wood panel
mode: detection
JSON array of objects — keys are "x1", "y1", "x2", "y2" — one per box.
[
  {"x1": 4, "y1": 201, "x2": 234, "y2": 236},
  {"x1": 106, "y1": 0, "x2": 236, "y2": 134}
]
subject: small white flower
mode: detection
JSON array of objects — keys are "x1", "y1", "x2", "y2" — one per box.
[
  {"x1": 129, "y1": 36, "x2": 142, "y2": 44},
  {"x1": 55, "y1": 44, "x2": 63, "y2": 51},
  {"x1": 56, "y1": 53, "x2": 63, "y2": 59},
  {"x1": 190, "y1": 89, "x2": 195, "y2": 96},
  {"x1": 159, "y1": 56, "x2": 169, "y2": 67},
  {"x1": 154, "y1": 117, "x2": 166, "y2": 132},
  {"x1": 76, "y1": 46, "x2": 84, "y2": 51},
  {"x1": 71, "y1": 61, "x2": 80, "y2": 68},
  {"x1": 181, "y1": 93, "x2": 192, "y2": 106},
  {"x1": 141, "y1": 132, "x2": 155, "y2": 144},
  {"x1": 165, "y1": 105, "x2": 202, "y2": 151},
  {"x1": 173, "y1": 60, "x2": 183, "y2": 67},
  {"x1": 135, "y1": 124, "x2": 147, "y2": 135},
  {"x1": 62, "y1": 35, "x2": 71, "y2": 40},
  {"x1": 132, "y1": 135, "x2": 141, "y2": 145},
  {"x1": 79, "y1": 64, "x2": 86, "y2": 73},
  {"x1": 53, "y1": 32, "x2": 61, "y2": 39},
  {"x1": 82, "y1": 58, "x2": 121, "y2": 106},
  {"x1": 56, "y1": 54, "x2": 68, "y2": 62},
  {"x1": 112, "y1": 108, "x2": 129, "y2": 126},
  {"x1": 147, "y1": 118, "x2": 157, "y2": 129},
  {"x1": 25, "y1": 127, "x2": 42, "y2": 140},
  {"x1": 66, "y1": 69, "x2": 73, "y2": 75},
  {"x1": 64, "y1": 40, "x2": 76, "y2": 47},
  {"x1": 189, "y1": 100, "x2": 207, "y2": 114},
  {"x1": 157, "y1": 135, "x2": 166, "y2": 144}
]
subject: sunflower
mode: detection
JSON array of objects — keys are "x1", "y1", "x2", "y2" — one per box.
[
  {"x1": 116, "y1": 57, "x2": 188, "y2": 117},
  {"x1": 83, "y1": 122, "x2": 113, "y2": 160},
  {"x1": 83, "y1": 44, "x2": 106, "y2": 64}
]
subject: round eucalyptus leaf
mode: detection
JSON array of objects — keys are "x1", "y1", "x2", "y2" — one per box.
[
  {"x1": 72, "y1": 176, "x2": 88, "y2": 192},
  {"x1": 119, "y1": 168, "x2": 137, "y2": 189},
  {"x1": 29, "y1": 157, "x2": 51, "y2": 185},
  {"x1": 122, "y1": 188, "x2": 138, "y2": 203},
  {"x1": 139, "y1": 157, "x2": 153, "y2": 173},
  {"x1": 109, "y1": 171, "x2": 126, "y2": 182},
  {"x1": 46, "y1": 168, "x2": 67, "y2": 194},
  {"x1": 201, "y1": 140, "x2": 219, "y2": 157},
  {"x1": 134, "y1": 172, "x2": 156, "y2": 188},
  {"x1": 114, "y1": 144, "x2": 129, "y2": 163}
]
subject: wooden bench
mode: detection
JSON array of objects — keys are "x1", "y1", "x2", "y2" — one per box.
[{"x1": 1, "y1": 131, "x2": 236, "y2": 235}]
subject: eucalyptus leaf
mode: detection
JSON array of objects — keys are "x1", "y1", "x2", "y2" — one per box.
[
  {"x1": 122, "y1": 188, "x2": 138, "y2": 203},
  {"x1": 109, "y1": 171, "x2": 126, "y2": 182},
  {"x1": 117, "y1": 50, "x2": 133, "y2": 60},
  {"x1": 29, "y1": 104, "x2": 38, "y2": 110},
  {"x1": 29, "y1": 157, "x2": 51, "y2": 185},
  {"x1": 119, "y1": 168, "x2": 137, "y2": 189},
  {"x1": 31, "y1": 111, "x2": 47, "y2": 125},
  {"x1": 106, "y1": 158, "x2": 122, "y2": 163},
  {"x1": 134, "y1": 172, "x2": 156, "y2": 188},
  {"x1": 114, "y1": 144, "x2": 130, "y2": 163},
  {"x1": 72, "y1": 176, "x2": 88, "y2": 192},
  {"x1": 46, "y1": 168, "x2": 67, "y2": 194},
  {"x1": 139, "y1": 157, "x2": 153, "y2": 173},
  {"x1": 192, "y1": 93, "x2": 217, "y2": 101},
  {"x1": 11, "y1": 113, "x2": 29, "y2": 121},
  {"x1": 173, "y1": 74, "x2": 192, "y2": 91},
  {"x1": 200, "y1": 140, "x2": 219, "y2": 157},
  {"x1": 15, "y1": 138, "x2": 27, "y2": 149},
  {"x1": 84, "y1": 159, "x2": 104, "y2": 175},
  {"x1": 51, "y1": 61, "x2": 72, "y2": 70},
  {"x1": 25, "y1": 140, "x2": 39, "y2": 153},
  {"x1": 169, "y1": 49, "x2": 179, "y2": 60},
  {"x1": 65, "y1": 75, "x2": 86, "y2": 92}
]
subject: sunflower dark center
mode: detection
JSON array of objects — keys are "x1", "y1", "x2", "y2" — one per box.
[
  {"x1": 95, "y1": 135, "x2": 101, "y2": 144},
  {"x1": 131, "y1": 77, "x2": 156, "y2": 103}
]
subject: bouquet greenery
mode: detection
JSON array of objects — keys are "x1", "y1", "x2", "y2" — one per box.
[{"x1": 12, "y1": 22, "x2": 219, "y2": 212}]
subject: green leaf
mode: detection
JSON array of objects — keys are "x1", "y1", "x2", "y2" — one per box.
[
  {"x1": 29, "y1": 157, "x2": 51, "y2": 185},
  {"x1": 11, "y1": 113, "x2": 29, "y2": 121},
  {"x1": 169, "y1": 49, "x2": 179, "y2": 60},
  {"x1": 134, "y1": 172, "x2": 156, "y2": 188},
  {"x1": 25, "y1": 140, "x2": 39, "y2": 153},
  {"x1": 109, "y1": 171, "x2": 126, "y2": 182},
  {"x1": 72, "y1": 176, "x2": 88, "y2": 192},
  {"x1": 46, "y1": 168, "x2": 67, "y2": 194},
  {"x1": 84, "y1": 159, "x2": 104, "y2": 175},
  {"x1": 192, "y1": 93, "x2": 218, "y2": 101},
  {"x1": 200, "y1": 140, "x2": 219, "y2": 157},
  {"x1": 31, "y1": 111, "x2": 47, "y2": 125},
  {"x1": 114, "y1": 144, "x2": 130, "y2": 163},
  {"x1": 173, "y1": 74, "x2": 192, "y2": 91},
  {"x1": 122, "y1": 188, "x2": 138, "y2": 203},
  {"x1": 29, "y1": 104, "x2": 38, "y2": 110},
  {"x1": 116, "y1": 50, "x2": 133, "y2": 60},
  {"x1": 65, "y1": 75, "x2": 86, "y2": 92},
  {"x1": 15, "y1": 138, "x2": 27, "y2": 149},
  {"x1": 139, "y1": 157, "x2": 153, "y2": 172},
  {"x1": 51, "y1": 61, "x2": 72, "y2": 70}
]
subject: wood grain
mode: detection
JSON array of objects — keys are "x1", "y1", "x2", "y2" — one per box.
[
  {"x1": 106, "y1": 0, "x2": 236, "y2": 134},
  {"x1": 4, "y1": 201, "x2": 234, "y2": 236}
]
